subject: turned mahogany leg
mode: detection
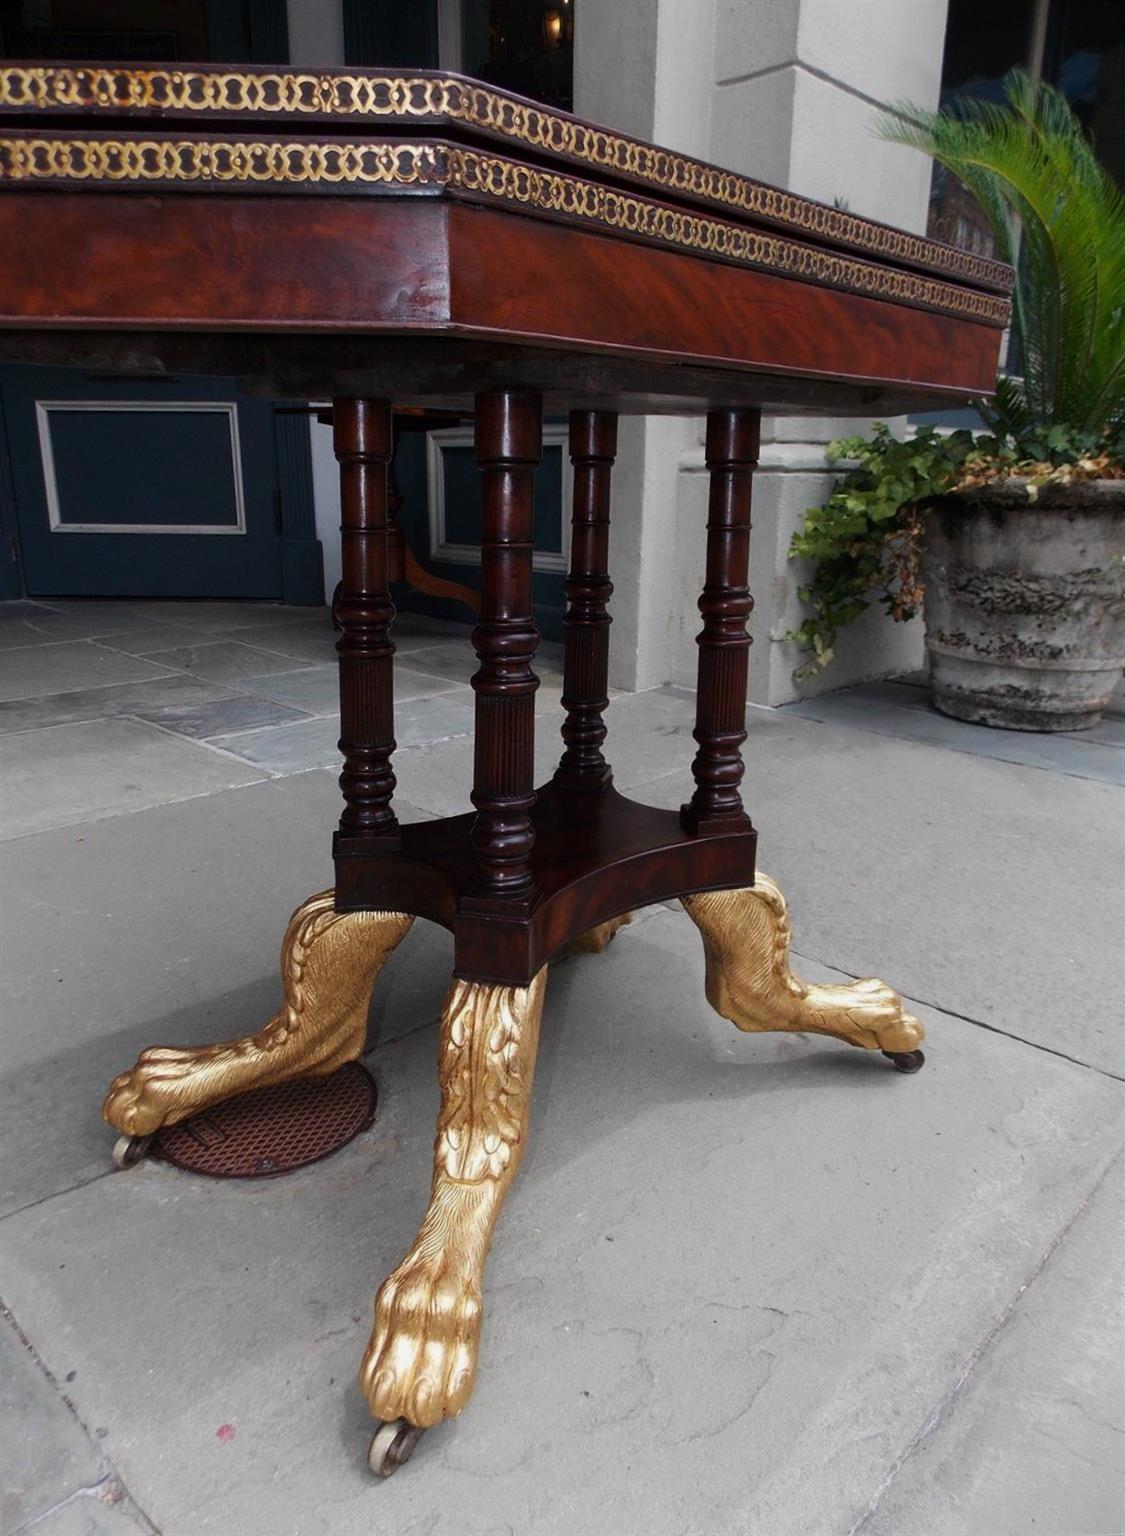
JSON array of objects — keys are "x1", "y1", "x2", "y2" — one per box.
[
  {"x1": 555, "y1": 409, "x2": 617, "y2": 791},
  {"x1": 682, "y1": 408, "x2": 759, "y2": 835},
  {"x1": 333, "y1": 399, "x2": 398, "y2": 840},
  {"x1": 465, "y1": 391, "x2": 543, "y2": 905}
]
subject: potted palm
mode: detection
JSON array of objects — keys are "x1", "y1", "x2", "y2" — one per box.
[{"x1": 789, "y1": 72, "x2": 1124, "y2": 730}]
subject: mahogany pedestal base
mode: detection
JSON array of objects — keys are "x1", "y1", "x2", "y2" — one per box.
[{"x1": 100, "y1": 392, "x2": 926, "y2": 1479}]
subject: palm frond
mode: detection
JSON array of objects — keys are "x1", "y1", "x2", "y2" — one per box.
[{"x1": 877, "y1": 71, "x2": 1125, "y2": 443}]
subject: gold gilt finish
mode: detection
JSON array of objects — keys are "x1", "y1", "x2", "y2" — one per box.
[
  {"x1": 360, "y1": 968, "x2": 548, "y2": 1429},
  {"x1": 0, "y1": 65, "x2": 1011, "y2": 293},
  {"x1": 681, "y1": 876, "x2": 925, "y2": 1054},
  {"x1": 562, "y1": 911, "x2": 633, "y2": 956},
  {"x1": 0, "y1": 134, "x2": 1011, "y2": 327},
  {"x1": 102, "y1": 890, "x2": 413, "y2": 1137}
]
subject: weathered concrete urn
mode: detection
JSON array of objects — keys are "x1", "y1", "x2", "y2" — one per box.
[{"x1": 922, "y1": 479, "x2": 1125, "y2": 731}]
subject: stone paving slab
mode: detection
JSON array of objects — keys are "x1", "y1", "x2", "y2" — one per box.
[
  {"x1": 0, "y1": 611, "x2": 165, "y2": 647},
  {"x1": 860, "y1": 1157, "x2": 1124, "y2": 1536},
  {"x1": 1, "y1": 1309, "x2": 106, "y2": 1533},
  {"x1": 128, "y1": 694, "x2": 310, "y2": 740},
  {"x1": 218, "y1": 620, "x2": 339, "y2": 665},
  {"x1": 129, "y1": 641, "x2": 314, "y2": 686},
  {"x1": 631, "y1": 693, "x2": 1125, "y2": 1078},
  {"x1": 784, "y1": 684, "x2": 1125, "y2": 786},
  {"x1": 10, "y1": 1495, "x2": 151, "y2": 1536},
  {"x1": 210, "y1": 694, "x2": 477, "y2": 772},
  {"x1": 93, "y1": 601, "x2": 319, "y2": 634},
  {"x1": 92, "y1": 625, "x2": 235, "y2": 656},
  {"x1": 1, "y1": 910, "x2": 1120, "y2": 1536},
  {"x1": 0, "y1": 770, "x2": 348, "y2": 1216},
  {"x1": 241, "y1": 663, "x2": 467, "y2": 715},
  {"x1": 0, "y1": 717, "x2": 267, "y2": 840},
  {"x1": 0, "y1": 675, "x2": 245, "y2": 736},
  {"x1": 0, "y1": 644, "x2": 175, "y2": 703}
]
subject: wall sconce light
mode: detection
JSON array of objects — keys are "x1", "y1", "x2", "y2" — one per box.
[{"x1": 542, "y1": 9, "x2": 563, "y2": 48}]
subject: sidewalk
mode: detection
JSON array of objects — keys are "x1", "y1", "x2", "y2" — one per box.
[{"x1": 2, "y1": 599, "x2": 1122, "y2": 1536}]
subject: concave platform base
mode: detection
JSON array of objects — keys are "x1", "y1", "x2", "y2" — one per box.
[
  {"x1": 149, "y1": 1062, "x2": 377, "y2": 1179},
  {"x1": 335, "y1": 782, "x2": 758, "y2": 985}
]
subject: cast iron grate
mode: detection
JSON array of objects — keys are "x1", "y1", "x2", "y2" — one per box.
[{"x1": 151, "y1": 1062, "x2": 377, "y2": 1179}]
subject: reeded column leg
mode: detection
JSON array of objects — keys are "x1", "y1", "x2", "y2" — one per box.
[
  {"x1": 360, "y1": 968, "x2": 548, "y2": 1443},
  {"x1": 682, "y1": 408, "x2": 759, "y2": 835},
  {"x1": 103, "y1": 892, "x2": 414, "y2": 1137},
  {"x1": 682, "y1": 876, "x2": 925, "y2": 1067},
  {"x1": 465, "y1": 391, "x2": 543, "y2": 905},
  {"x1": 555, "y1": 409, "x2": 617, "y2": 791},
  {"x1": 333, "y1": 398, "x2": 398, "y2": 841}
]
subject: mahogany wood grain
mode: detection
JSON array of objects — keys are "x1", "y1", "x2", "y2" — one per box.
[
  {"x1": 682, "y1": 409, "x2": 759, "y2": 836},
  {"x1": 448, "y1": 206, "x2": 1002, "y2": 398},
  {"x1": 335, "y1": 782, "x2": 758, "y2": 984},
  {"x1": 333, "y1": 398, "x2": 398, "y2": 841},
  {"x1": 0, "y1": 194, "x2": 999, "y2": 406},
  {"x1": 555, "y1": 410, "x2": 617, "y2": 791},
  {"x1": 464, "y1": 391, "x2": 543, "y2": 908}
]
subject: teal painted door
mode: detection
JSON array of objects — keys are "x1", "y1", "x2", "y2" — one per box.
[
  {"x1": 0, "y1": 0, "x2": 308, "y2": 602},
  {"x1": 1, "y1": 368, "x2": 286, "y2": 599}
]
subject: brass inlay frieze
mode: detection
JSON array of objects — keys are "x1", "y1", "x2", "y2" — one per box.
[
  {"x1": 0, "y1": 133, "x2": 1012, "y2": 325},
  {"x1": 0, "y1": 64, "x2": 1012, "y2": 295}
]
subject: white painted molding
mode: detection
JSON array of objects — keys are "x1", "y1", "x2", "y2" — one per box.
[
  {"x1": 426, "y1": 423, "x2": 572, "y2": 572},
  {"x1": 36, "y1": 400, "x2": 246, "y2": 536}
]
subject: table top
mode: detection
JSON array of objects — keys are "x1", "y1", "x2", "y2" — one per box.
[{"x1": 0, "y1": 64, "x2": 1012, "y2": 416}]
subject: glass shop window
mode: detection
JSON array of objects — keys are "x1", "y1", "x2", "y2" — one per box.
[
  {"x1": 1045, "y1": 0, "x2": 1124, "y2": 188},
  {"x1": 928, "y1": 0, "x2": 1124, "y2": 251},
  {"x1": 926, "y1": 0, "x2": 1036, "y2": 253},
  {"x1": 0, "y1": 0, "x2": 284, "y2": 63},
  {"x1": 0, "y1": 0, "x2": 207, "y2": 58},
  {"x1": 461, "y1": 0, "x2": 574, "y2": 109}
]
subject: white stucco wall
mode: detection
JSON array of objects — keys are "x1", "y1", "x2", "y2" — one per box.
[{"x1": 576, "y1": 0, "x2": 948, "y2": 702}]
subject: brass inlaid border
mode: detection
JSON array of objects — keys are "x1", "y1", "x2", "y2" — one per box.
[
  {"x1": 0, "y1": 134, "x2": 1012, "y2": 327},
  {"x1": 0, "y1": 65, "x2": 1013, "y2": 295}
]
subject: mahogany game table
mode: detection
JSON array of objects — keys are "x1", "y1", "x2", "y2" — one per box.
[{"x1": 0, "y1": 64, "x2": 1011, "y2": 1477}]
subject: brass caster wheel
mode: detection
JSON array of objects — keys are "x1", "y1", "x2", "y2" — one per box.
[
  {"x1": 111, "y1": 1134, "x2": 153, "y2": 1169},
  {"x1": 882, "y1": 1049, "x2": 925, "y2": 1074},
  {"x1": 368, "y1": 1419, "x2": 425, "y2": 1478}
]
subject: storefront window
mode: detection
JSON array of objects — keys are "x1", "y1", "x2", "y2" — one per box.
[
  {"x1": 461, "y1": 0, "x2": 574, "y2": 110},
  {"x1": 929, "y1": 0, "x2": 1123, "y2": 253},
  {"x1": 1046, "y1": 0, "x2": 1124, "y2": 187}
]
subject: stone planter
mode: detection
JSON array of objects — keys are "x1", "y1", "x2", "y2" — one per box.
[{"x1": 921, "y1": 479, "x2": 1125, "y2": 731}]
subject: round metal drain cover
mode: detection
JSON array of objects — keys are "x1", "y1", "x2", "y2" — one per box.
[{"x1": 152, "y1": 1062, "x2": 377, "y2": 1179}]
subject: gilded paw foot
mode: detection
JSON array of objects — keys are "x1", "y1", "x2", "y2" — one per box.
[
  {"x1": 682, "y1": 877, "x2": 925, "y2": 1057},
  {"x1": 360, "y1": 1204, "x2": 491, "y2": 1428},
  {"x1": 101, "y1": 893, "x2": 412, "y2": 1136},
  {"x1": 103, "y1": 1041, "x2": 281, "y2": 1137}
]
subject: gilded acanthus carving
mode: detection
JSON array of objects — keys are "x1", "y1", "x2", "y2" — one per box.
[{"x1": 360, "y1": 969, "x2": 548, "y2": 1429}]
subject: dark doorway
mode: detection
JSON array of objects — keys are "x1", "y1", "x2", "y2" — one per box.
[{"x1": 0, "y1": 0, "x2": 322, "y2": 603}]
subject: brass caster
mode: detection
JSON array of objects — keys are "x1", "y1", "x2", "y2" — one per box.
[
  {"x1": 882, "y1": 1049, "x2": 926, "y2": 1074},
  {"x1": 368, "y1": 1419, "x2": 425, "y2": 1478},
  {"x1": 111, "y1": 1134, "x2": 153, "y2": 1169}
]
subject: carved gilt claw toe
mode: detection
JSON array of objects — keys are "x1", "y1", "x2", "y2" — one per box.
[
  {"x1": 681, "y1": 876, "x2": 925, "y2": 1057},
  {"x1": 102, "y1": 891, "x2": 413, "y2": 1136},
  {"x1": 361, "y1": 969, "x2": 548, "y2": 1430},
  {"x1": 561, "y1": 910, "x2": 633, "y2": 958}
]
